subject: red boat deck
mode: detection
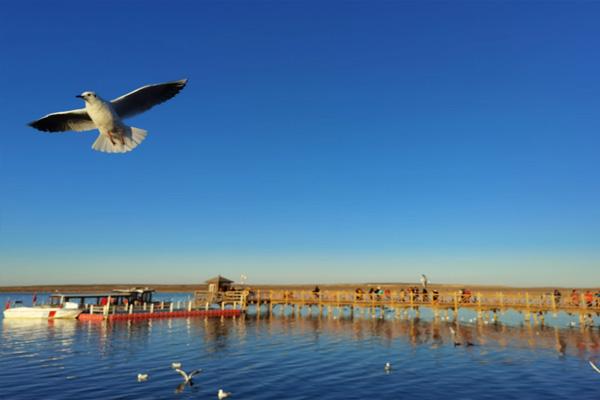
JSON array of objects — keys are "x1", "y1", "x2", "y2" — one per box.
[{"x1": 78, "y1": 309, "x2": 242, "y2": 321}]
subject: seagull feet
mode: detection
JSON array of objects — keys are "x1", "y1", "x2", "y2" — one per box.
[{"x1": 108, "y1": 131, "x2": 117, "y2": 146}]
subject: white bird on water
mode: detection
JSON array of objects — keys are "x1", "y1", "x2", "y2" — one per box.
[
  {"x1": 171, "y1": 362, "x2": 182, "y2": 369},
  {"x1": 384, "y1": 362, "x2": 392, "y2": 373},
  {"x1": 28, "y1": 79, "x2": 187, "y2": 153},
  {"x1": 175, "y1": 368, "x2": 201, "y2": 385},
  {"x1": 218, "y1": 389, "x2": 232, "y2": 399},
  {"x1": 137, "y1": 373, "x2": 148, "y2": 382}
]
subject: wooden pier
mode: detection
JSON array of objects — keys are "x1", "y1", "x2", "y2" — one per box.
[{"x1": 202, "y1": 287, "x2": 600, "y2": 327}]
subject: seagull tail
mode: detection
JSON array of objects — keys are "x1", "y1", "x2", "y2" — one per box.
[{"x1": 91, "y1": 126, "x2": 148, "y2": 153}]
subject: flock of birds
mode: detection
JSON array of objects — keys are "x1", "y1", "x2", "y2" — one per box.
[{"x1": 137, "y1": 362, "x2": 231, "y2": 398}]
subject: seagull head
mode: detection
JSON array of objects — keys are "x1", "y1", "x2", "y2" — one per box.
[{"x1": 76, "y1": 91, "x2": 98, "y2": 102}]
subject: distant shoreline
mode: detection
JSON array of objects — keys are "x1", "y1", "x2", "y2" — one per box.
[{"x1": 0, "y1": 282, "x2": 596, "y2": 294}]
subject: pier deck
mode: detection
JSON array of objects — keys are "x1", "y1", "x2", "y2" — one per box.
[{"x1": 231, "y1": 288, "x2": 600, "y2": 326}]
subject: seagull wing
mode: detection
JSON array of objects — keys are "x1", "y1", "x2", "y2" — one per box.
[
  {"x1": 29, "y1": 108, "x2": 95, "y2": 132},
  {"x1": 111, "y1": 79, "x2": 187, "y2": 119},
  {"x1": 188, "y1": 369, "x2": 201, "y2": 378},
  {"x1": 175, "y1": 369, "x2": 188, "y2": 380},
  {"x1": 590, "y1": 360, "x2": 600, "y2": 374}
]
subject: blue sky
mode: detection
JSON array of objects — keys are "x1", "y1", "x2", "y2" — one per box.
[{"x1": 0, "y1": 1, "x2": 598, "y2": 286}]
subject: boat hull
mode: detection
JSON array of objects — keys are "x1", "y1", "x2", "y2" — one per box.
[{"x1": 3, "y1": 307, "x2": 81, "y2": 319}]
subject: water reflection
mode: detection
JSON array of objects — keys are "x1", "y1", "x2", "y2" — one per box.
[
  {"x1": 3, "y1": 313, "x2": 599, "y2": 361},
  {"x1": 243, "y1": 314, "x2": 600, "y2": 359}
]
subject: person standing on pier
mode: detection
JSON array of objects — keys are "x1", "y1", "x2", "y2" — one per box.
[
  {"x1": 584, "y1": 290, "x2": 594, "y2": 307},
  {"x1": 570, "y1": 289, "x2": 579, "y2": 306},
  {"x1": 420, "y1": 274, "x2": 429, "y2": 289},
  {"x1": 553, "y1": 289, "x2": 562, "y2": 306},
  {"x1": 312, "y1": 286, "x2": 320, "y2": 299}
]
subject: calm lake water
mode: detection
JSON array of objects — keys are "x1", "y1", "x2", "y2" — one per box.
[{"x1": 1, "y1": 293, "x2": 600, "y2": 399}]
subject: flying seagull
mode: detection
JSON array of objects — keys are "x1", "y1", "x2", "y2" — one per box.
[
  {"x1": 28, "y1": 79, "x2": 187, "y2": 153},
  {"x1": 175, "y1": 368, "x2": 201, "y2": 385}
]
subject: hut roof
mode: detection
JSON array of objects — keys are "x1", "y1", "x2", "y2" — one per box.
[{"x1": 205, "y1": 275, "x2": 234, "y2": 284}]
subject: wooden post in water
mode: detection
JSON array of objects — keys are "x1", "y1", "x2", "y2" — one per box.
[
  {"x1": 453, "y1": 292, "x2": 459, "y2": 320},
  {"x1": 318, "y1": 291, "x2": 323, "y2": 315},
  {"x1": 257, "y1": 290, "x2": 261, "y2": 318},
  {"x1": 371, "y1": 292, "x2": 376, "y2": 317},
  {"x1": 525, "y1": 292, "x2": 530, "y2": 322}
]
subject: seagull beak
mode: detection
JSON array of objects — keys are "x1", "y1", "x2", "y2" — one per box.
[{"x1": 76, "y1": 95, "x2": 84, "y2": 99}]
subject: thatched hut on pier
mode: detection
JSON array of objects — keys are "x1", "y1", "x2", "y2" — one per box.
[{"x1": 206, "y1": 275, "x2": 234, "y2": 293}]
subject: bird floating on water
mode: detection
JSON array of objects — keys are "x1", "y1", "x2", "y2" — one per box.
[
  {"x1": 175, "y1": 368, "x2": 201, "y2": 385},
  {"x1": 590, "y1": 360, "x2": 600, "y2": 375},
  {"x1": 384, "y1": 362, "x2": 392, "y2": 372},
  {"x1": 28, "y1": 79, "x2": 187, "y2": 153},
  {"x1": 137, "y1": 373, "x2": 148, "y2": 382},
  {"x1": 218, "y1": 389, "x2": 232, "y2": 399},
  {"x1": 171, "y1": 362, "x2": 182, "y2": 369}
]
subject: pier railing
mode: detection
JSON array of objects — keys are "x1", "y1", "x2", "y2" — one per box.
[{"x1": 243, "y1": 289, "x2": 600, "y2": 315}]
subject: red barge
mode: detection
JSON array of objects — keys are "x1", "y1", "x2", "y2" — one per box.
[{"x1": 51, "y1": 287, "x2": 243, "y2": 322}]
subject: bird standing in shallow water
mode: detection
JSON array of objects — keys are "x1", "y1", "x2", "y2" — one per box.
[{"x1": 28, "y1": 79, "x2": 187, "y2": 153}]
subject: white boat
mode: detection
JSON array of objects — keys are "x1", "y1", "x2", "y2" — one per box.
[
  {"x1": 3, "y1": 288, "x2": 157, "y2": 320},
  {"x1": 3, "y1": 298, "x2": 82, "y2": 319}
]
